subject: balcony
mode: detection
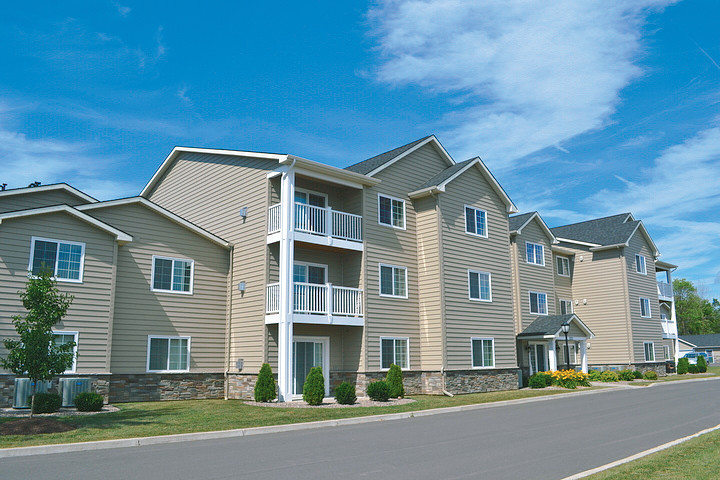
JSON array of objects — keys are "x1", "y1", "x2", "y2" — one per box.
[
  {"x1": 267, "y1": 203, "x2": 363, "y2": 250},
  {"x1": 657, "y1": 281, "x2": 674, "y2": 301},
  {"x1": 265, "y1": 282, "x2": 364, "y2": 326},
  {"x1": 661, "y1": 318, "x2": 678, "y2": 339}
]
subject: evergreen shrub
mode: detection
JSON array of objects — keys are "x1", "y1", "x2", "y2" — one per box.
[
  {"x1": 367, "y1": 380, "x2": 390, "y2": 401},
  {"x1": 697, "y1": 355, "x2": 708, "y2": 373},
  {"x1": 302, "y1": 366, "x2": 325, "y2": 405},
  {"x1": 334, "y1": 382, "x2": 357, "y2": 405},
  {"x1": 600, "y1": 370, "x2": 619, "y2": 382},
  {"x1": 643, "y1": 370, "x2": 658, "y2": 380},
  {"x1": 254, "y1": 363, "x2": 276, "y2": 402},
  {"x1": 386, "y1": 364, "x2": 405, "y2": 398},
  {"x1": 74, "y1": 392, "x2": 104, "y2": 412},
  {"x1": 688, "y1": 364, "x2": 699, "y2": 374},
  {"x1": 677, "y1": 358, "x2": 689, "y2": 375},
  {"x1": 633, "y1": 370, "x2": 644, "y2": 379},
  {"x1": 618, "y1": 369, "x2": 635, "y2": 381},
  {"x1": 31, "y1": 392, "x2": 62, "y2": 414}
]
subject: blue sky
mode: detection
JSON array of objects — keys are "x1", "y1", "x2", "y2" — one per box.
[{"x1": 0, "y1": 1, "x2": 719, "y2": 297}]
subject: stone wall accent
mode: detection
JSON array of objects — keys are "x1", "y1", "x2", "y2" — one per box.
[
  {"x1": 444, "y1": 369, "x2": 519, "y2": 394},
  {"x1": 109, "y1": 373, "x2": 225, "y2": 403},
  {"x1": 226, "y1": 373, "x2": 258, "y2": 400},
  {"x1": 589, "y1": 362, "x2": 667, "y2": 377}
]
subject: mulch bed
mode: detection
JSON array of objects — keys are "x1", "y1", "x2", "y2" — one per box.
[{"x1": 0, "y1": 417, "x2": 76, "y2": 435}]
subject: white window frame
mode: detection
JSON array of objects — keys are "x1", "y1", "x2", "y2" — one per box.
[
  {"x1": 467, "y1": 270, "x2": 492, "y2": 302},
  {"x1": 380, "y1": 337, "x2": 409, "y2": 370},
  {"x1": 28, "y1": 236, "x2": 86, "y2": 283},
  {"x1": 529, "y1": 291, "x2": 548, "y2": 315},
  {"x1": 635, "y1": 254, "x2": 647, "y2": 275},
  {"x1": 556, "y1": 256, "x2": 570, "y2": 277},
  {"x1": 53, "y1": 330, "x2": 78, "y2": 373},
  {"x1": 293, "y1": 261, "x2": 329, "y2": 284},
  {"x1": 471, "y1": 337, "x2": 495, "y2": 369},
  {"x1": 151, "y1": 255, "x2": 195, "y2": 295},
  {"x1": 663, "y1": 345, "x2": 671, "y2": 360},
  {"x1": 525, "y1": 242, "x2": 545, "y2": 266},
  {"x1": 464, "y1": 205, "x2": 488, "y2": 238},
  {"x1": 639, "y1": 297, "x2": 651, "y2": 318},
  {"x1": 377, "y1": 194, "x2": 406, "y2": 230},
  {"x1": 644, "y1": 341, "x2": 655, "y2": 362},
  {"x1": 559, "y1": 299, "x2": 573, "y2": 315},
  {"x1": 294, "y1": 188, "x2": 328, "y2": 206},
  {"x1": 378, "y1": 263, "x2": 408, "y2": 299},
  {"x1": 146, "y1": 335, "x2": 191, "y2": 372}
]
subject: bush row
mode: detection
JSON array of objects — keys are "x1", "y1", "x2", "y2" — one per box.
[{"x1": 29, "y1": 391, "x2": 104, "y2": 414}]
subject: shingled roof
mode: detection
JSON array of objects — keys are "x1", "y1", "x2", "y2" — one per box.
[
  {"x1": 509, "y1": 212, "x2": 537, "y2": 232},
  {"x1": 414, "y1": 158, "x2": 475, "y2": 190},
  {"x1": 550, "y1": 213, "x2": 640, "y2": 246},
  {"x1": 518, "y1": 314, "x2": 578, "y2": 337},
  {"x1": 345, "y1": 136, "x2": 433, "y2": 175},
  {"x1": 679, "y1": 334, "x2": 720, "y2": 348}
]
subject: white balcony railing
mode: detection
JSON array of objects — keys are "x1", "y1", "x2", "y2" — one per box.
[
  {"x1": 267, "y1": 203, "x2": 362, "y2": 242},
  {"x1": 661, "y1": 318, "x2": 678, "y2": 338},
  {"x1": 657, "y1": 281, "x2": 674, "y2": 299},
  {"x1": 265, "y1": 282, "x2": 363, "y2": 317}
]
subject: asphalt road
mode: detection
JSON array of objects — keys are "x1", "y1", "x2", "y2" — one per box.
[{"x1": 3, "y1": 379, "x2": 720, "y2": 480}]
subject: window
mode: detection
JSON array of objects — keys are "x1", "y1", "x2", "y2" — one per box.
[
  {"x1": 663, "y1": 345, "x2": 671, "y2": 360},
  {"x1": 556, "y1": 256, "x2": 570, "y2": 277},
  {"x1": 381, "y1": 337, "x2": 409, "y2": 369},
  {"x1": 471, "y1": 338, "x2": 494, "y2": 368},
  {"x1": 635, "y1": 254, "x2": 647, "y2": 275},
  {"x1": 559, "y1": 299, "x2": 573, "y2": 315},
  {"x1": 379, "y1": 264, "x2": 407, "y2": 298},
  {"x1": 378, "y1": 194, "x2": 405, "y2": 229},
  {"x1": 152, "y1": 256, "x2": 194, "y2": 294},
  {"x1": 53, "y1": 331, "x2": 78, "y2": 373},
  {"x1": 29, "y1": 237, "x2": 85, "y2": 282},
  {"x1": 644, "y1": 342, "x2": 655, "y2": 362},
  {"x1": 529, "y1": 291, "x2": 548, "y2": 315},
  {"x1": 465, "y1": 206, "x2": 488, "y2": 237},
  {"x1": 147, "y1": 336, "x2": 190, "y2": 372},
  {"x1": 468, "y1": 270, "x2": 492, "y2": 302},
  {"x1": 526, "y1": 242, "x2": 544, "y2": 266},
  {"x1": 558, "y1": 342, "x2": 577, "y2": 365},
  {"x1": 639, "y1": 297, "x2": 651, "y2": 318}
]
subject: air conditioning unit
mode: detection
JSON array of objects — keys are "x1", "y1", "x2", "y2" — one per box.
[
  {"x1": 13, "y1": 378, "x2": 52, "y2": 409},
  {"x1": 60, "y1": 378, "x2": 92, "y2": 407}
]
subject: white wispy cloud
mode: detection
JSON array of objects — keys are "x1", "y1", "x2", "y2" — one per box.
[{"x1": 369, "y1": 0, "x2": 677, "y2": 165}]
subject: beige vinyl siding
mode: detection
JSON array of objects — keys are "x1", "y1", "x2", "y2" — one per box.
[
  {"x1": 514, "y1": 221, "x2": 556, "y2": 330},
  {"x1": 88, "y1": 203, "x2": 229, "y2": 373},
  {"x1": 363, "y1": 143, "x2": 450, "y2": 371},
  {"x1": 625, "y1": 232, "x2": 664, "y2": 363},
  {"x1": 0, "y1": 189, "x2": 90, "y2": 214},
  {"x1": 295, "y1": 176, "x2": 363, "y2": 216},
  {"x1": 0, "y1": 212, "x2": 115, "y2": 373},
  {"x1": 146, "y1": 152, "x2": 276, "y2": 373},
  {"x1": 415, "y1": 195, "x2": 443, "y2": 370},
  {"x1": 661, "y1": 339, "x2": 674, "y2": 360},
  {"x1": 560, "y1": 243, "x2": 631, "y2": 364},
  {"x1": 553, "y1": 253, "x2": 574, "y2": 312},
  {"x1": 439, "y1": 167, "x2": 517, "y2": 370}
]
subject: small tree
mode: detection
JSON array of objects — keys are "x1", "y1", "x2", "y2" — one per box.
[
  {"x1": 254, "y1": 363, "x2": 276, "y2": 402},
  {"x1": 697, "y1": 355, "x2": 708, "y2": 373},
  {"x1": 302, "y1": 366, "x2": 325, "y2": 405},
  {"x1": 386, "y1": 364, "x2": 405, "y2": 398},
  {"x1": 677, "y1": 357, "x2": 689, "y2": 375},
  {"x1": 1, "y1": 272, "x2": 74, "y2": 417}
]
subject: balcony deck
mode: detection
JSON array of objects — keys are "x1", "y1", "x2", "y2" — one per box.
[
  {"x1": 267, "y1": 203, "x2": 363, "y2": 251},
  {"x1": 657, "y1": 281, "x2": 674, "y2": 301},
  {"x1": 265, "y1": 282, "x2": 364, "y2": 326}
]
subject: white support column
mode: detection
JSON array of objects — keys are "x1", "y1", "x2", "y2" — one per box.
[
  {"x1": 580, "y1": 340, "x2": 588, "y2": 373},
  {"x1": 326, "y1": 283, "x2": 333, "y2": 323},
  {"x1": 548, "y1": 340, "x2": 557, "y2": 371},
  {"x1": 277, "y1": 168, "x2": 295, "y2": 402}
]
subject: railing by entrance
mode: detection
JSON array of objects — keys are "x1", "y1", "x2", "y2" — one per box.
[
  {"x1": 267, "y1": 202, "x2": 362, "y2": 242},
  {"x1": 266, "y1": 282, "x2": 363, "y2": 317}
]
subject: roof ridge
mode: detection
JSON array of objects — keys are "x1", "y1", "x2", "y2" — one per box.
[
  {"x1": 344, "y1": 135, "x2": 433, "y2": 175},
  {"x1": 551, "y1": 212, "x2": 631, "y2": 230}
]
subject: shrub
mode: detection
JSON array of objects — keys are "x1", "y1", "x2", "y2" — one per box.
[
  {"x1": 334, "y1": 382, "x2": 357, "y2": 405},
  {"x1": 528, "y1": 373, "x2": 548, "y2": 389},
  {"x1": 31, "y1": 392, "x2": 62, "y2": 414},
  {"x1": 633, "y1": 370, "x2": 644, "y2": 379},
  {"x1": 588, "y1": 370, "x2": 602, "y2": 381},
  {"x1": 688, "y1": 364, "x2": 699, "y2": 374},
  {"x1": 74, "y1": 392, "x2": 104, "y2": 412},
  {"x1": 254, "y1": 363, "x2": 276, "y2": 402},
  {"x1": 367, "y1": 380, "x2": 390, "y2": 401},
  {"x1": 677, "y1": 358, "x2": 689, "y2": 375},
  {"x1": 697, "y1": 355, "x2": 708, "y2": 373},
  {"x1": 386, "y1": 364, "x2": 405, "y2": 398},
  {"x1": 546, "y1": 370, "x2": 590, "y2": 389},
  {"x1": 618, "y1": 369, "x2": 635, "y2": 381},
  {"x1": 302, "y1": 366, "x2": 325, "y2": 405},
  {"x1": 600, "y1": 370, "x2": 619, "y2": 382},
  {"x1": 643, "y1": 370, "x2": 658, "y2": 380}
]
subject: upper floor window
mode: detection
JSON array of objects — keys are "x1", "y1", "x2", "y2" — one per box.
[
  {"x1": 526, "y1": 242, "x2": 544, "y2": 266},
  {"x1": 381, "y1": 337, "x2": 409, "y2": 369},
  {"x1": 471, "y1": 338, "x2": 495, "y2": 368},
  {"x1": 152, "y1": 256, "x2": 194, "y2": 294},
  {"x1": 468, "y1": 270, "x2": 492, "y2": 302},
  {"x1": 635, "y1": 254, "x2": 647, "y2": 275},
  {"x1": 29, "y1": 237, "x2": 85, "y2": 282},
  {"x1": 529, "y1": 291, "x2": 548, "y2": 315},
  {"x1": 379, "y1": 264, "x2": 407, "y2": 298},
  {"x1": 559, "y1": 299, "x2": 573, "y2": 315},
  {"x1": 639, "y1": 297, "x2": 651, "y2": 318},
  {"x1": 147, "y1": 336, "x2": 190, "y2": 372},
  {"x1": 556, "y1": 256, "x2": 570, "y2": 277},
  {"x1": 465, "y1": 206, "x2": 488, "y2": 237},
  {"x1": 378, "y1": 194, "x2": 405, "y2": 229},
  {"x1": 53, "y1": 331, "x2": 78, "y2": 373},
  {"x1": 644, "y1": 341, "x2": 655, "y2": 362}
]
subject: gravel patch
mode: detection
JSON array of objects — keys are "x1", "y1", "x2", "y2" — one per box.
[
  {"x1": 244, "y1": 397, "x2": 416, "y2": 408},
  {"x1": 0, "y1": 405, "x2": 119, "y2": 417}
]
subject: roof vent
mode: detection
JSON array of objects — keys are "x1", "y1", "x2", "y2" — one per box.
[{"x1": 28, "y1": 181, "x2": 41, "y2": 188}]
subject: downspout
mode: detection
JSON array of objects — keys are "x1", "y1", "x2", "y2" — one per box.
[
  {"x1": 224, "y1": 245, "x2": 234, "y2": 400},
  {"x1": 432, "y1": 191, "x2": 453, "y2": 397}
]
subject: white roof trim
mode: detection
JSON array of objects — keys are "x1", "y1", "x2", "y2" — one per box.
[
  {"x1": 555, "y1": 237, "x2": 602, "y2": 248},
  {"x1": 366, "y1": 135, "x2": 455, "y2": 177},
  {"x1": 510, "y1": 212, "x2": 557, "y2": 243},
  {"x1": 0, "y1": 183, "x2": 97, "y2": 203},
  {"x1": 76, "y1": 197, "x2": 231, "y2": 249},
  {"x1": 551, "y1": 314, "x2": 595, "y2": 339},
  {"x1": 281, "y1": 155, "x2": 380, "y2": 187},
  {"x1": 678, "y1": 338, "x2": 697, "y2": 348},
  {"x1": 0, "y1": 205, "x2": 132, "y2": 243}
]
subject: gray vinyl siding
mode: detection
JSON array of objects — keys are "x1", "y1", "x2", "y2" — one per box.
[
  {"x1": 363, "y1": 143, "x2": 450, "y2": 371},
  {"x1": 625, "y1": 232, "x2": 663, "y2": 363},
  {"x1": 553, "y1": 253, "x2": 574, "y2": 312},
  {"x1": 88, "y1": 203, "x2": 229, "y2": 373},
  {"x1": 146, "y1": 152, "x2": 276, "y2": 373},
  {"x1": 0, "y1": 189, "x2": 90, "y2": 214},
  {"x1": 514, "y1": 221, "x2": 556, "y2": 330},
  {"x1": 439, "y1": 167, "x2": 516, "y2": 370},
  {"x1": 0, "y1": 212, "x2": 115, "y2": 373}
]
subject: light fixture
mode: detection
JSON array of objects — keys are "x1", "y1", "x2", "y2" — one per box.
[
  {"x1": 239, "y1": 207, "x2": 248, "y2": 218},
  {"x1": 561, "y1": 323, "x2": 571, "y2": 371},
  {"x1": 238, "y1": 282, "x2": 246, "y2": 292},
  {"x1": 236, "y1": 359, "x2": 244, "y2": 371}
]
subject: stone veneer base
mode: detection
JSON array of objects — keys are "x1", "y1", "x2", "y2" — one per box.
[{"x1": 589, "y1": 362, "x2": 668, "y2": 377}]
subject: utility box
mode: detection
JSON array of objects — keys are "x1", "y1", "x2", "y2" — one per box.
[
  {"x1": 13, "y1": 378, "x2": 52, "y2": 409},
  {"x1": 60, "y1": 378, "x2": 92, "y2": 407}
]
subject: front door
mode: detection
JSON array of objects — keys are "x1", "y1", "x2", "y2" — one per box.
[
  {"x1": 529, "y1": 344, "x2": 547, "y2": 375},
  {"x1": 293, "y1": 336, "x2": 329, "y2": 396}
]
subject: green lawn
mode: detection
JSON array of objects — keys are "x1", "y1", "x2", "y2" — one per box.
[
  {"x1": 588, "y1": 428, "x2": 720, "y2": 479},
  {"x1": 0, "y1": 388, "x2": 580, "y2": 449},
  {"x1": 626, "y1": 365, "x2": 720, "y2": 385}
]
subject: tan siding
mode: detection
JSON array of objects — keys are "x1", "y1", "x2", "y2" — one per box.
[
  {"x1": 0, "y1": 213, "x2": 115, "y2": 373},
  {"x1": 0, "y1": 189, "x2": 90, "y2": 214},
  {"x1": 514, "y1": 220, "x2": 556, "y2": 330},
  {"x1": 553, "y1": 253, "x2": 574, "y2": 312}
]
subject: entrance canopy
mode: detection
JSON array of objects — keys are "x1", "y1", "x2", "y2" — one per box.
[
  {"x1": 518, "y1": 314, "x2": 595, "y2": 373},
  {"x1": 518, "y1": 314, "x2": 594, "y2": 340}
]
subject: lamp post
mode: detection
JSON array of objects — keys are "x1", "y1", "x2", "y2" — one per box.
[{"x1": 561, "y1": 323, "x2": 570, "y2": 371}]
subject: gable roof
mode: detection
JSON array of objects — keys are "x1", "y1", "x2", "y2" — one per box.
[
  {"x1": 0, "y1": 205, "x2": 132, "y2": 243},
  {"x1": 517, "y1": 314, "x2": 594, "y2": 338},
  {"x1": 76, "y1": 197, "x2": 231, "y2": 249},
  {"x1": 344, "y1": 135, "x2": 453, "y2": 176},
  {"x1": 509, "y1": 211, "x2": 556, "y2": 242},
  {"x1": 0, "y1": 183, "x2": 97, "y2": 204},
  {"x1": 551, "y1": 213, "x2": 659, "y2": 256},
  {"x1": 679, "y1": 334, "x2": 720, "y2": 348}
]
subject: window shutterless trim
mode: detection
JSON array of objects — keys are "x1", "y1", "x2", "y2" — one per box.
[
  {"x1": 380, "y1": 336, "x2": 410, "y2": 370},
  {"x1": 559, "y1": 299, "x2": 573, "y2": 315},
  {"x1": 377, "y1": 194, "x2": 406, "y2": 230},
  {"x1": 146, "y1": 335, "x2": 191, "y2": 372},
  {"x1": 294, "y1": 187, "x2": 328, "y2": 205},
  {"x1": 525, "y1": 241, "x2": 545, "y2": 266},
  {"x1": 378, "y1": 263, "x2": 408, "y2": 299},
  {"x1": 28, "y1": 236, "x2": 86, "y2": 283},
  {"x1": 470, "y1": 337, "x2": 495, "y2": 369},
  {"x1": 635, "y1": 254, "x2": 647, "y2": 275},
  {"x1": 151, "y1": 255, "x2": 195, "y2": 295},
  {"x1": 293, "y1": 261, "x2": 329, "y2": 283},
  {"x1": 52, "y1": 330, "x2": 78, "y2": 373},
  {"x1": 467, "y1": 269, "x2": 492, "y2": 302},
  {"x1": 643, "y1": 341, "x2": 655, "y2": 362},
  {"x1": 556, "y1": 256, "x2": 570, "y2": 277},
  {"x1": 639, "y1": 297, "x2": 651, "y2": 318},
  {"x1": 529, "y1": 291, "x2": 548, "y2": 315},
  {"x1": 464, "y1": 205, "x2": 488, "y2": 238}
]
